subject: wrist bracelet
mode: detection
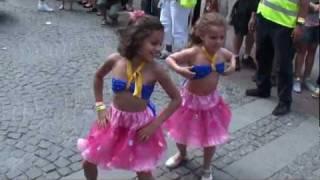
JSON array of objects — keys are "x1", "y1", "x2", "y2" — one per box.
[
  {"x1": 95, "y1": 101, "x2": 104, "y2": 106},
  {"x1": 96, "y1": 104, "x2": 106, "y2": 112}
]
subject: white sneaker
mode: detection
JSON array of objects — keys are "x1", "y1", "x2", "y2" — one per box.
[
  {"x1": 293, "y1": 78, "x2": 302, "y2": 93},
  {"x1": 304, "y1": 78, "x2": 316, "y2": 92},
  {"x1": 38, "y1": 2, "x2": 54, "y2": 12},
  {"x1": 165, "y1": 153, "x2": 187, "y2": 169},
  {"x1": 201, "y1": 168, "x2": 213, "y2": 180},
  {"x1": 312, "y1": 87, "x2": 319, "y2": 98}
]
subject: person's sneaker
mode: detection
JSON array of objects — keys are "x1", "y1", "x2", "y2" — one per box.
[
  {"x1": 293, "y1": 77, "x2": 302, "y2": 93},
  {"x1": 165, "y1": 153, "x2": 187, "y2": 169},
  {"x1": 245, "y1": 88, "x2": 270, "y2": 98},
  {"x1": 38, "y1": 2, "x2": 54, "y2": 12},
  {"x1": 312, "y1": 87, "x2": 320, "y2": 98},
  {"x1": 201, "y1": 168, "x2": 213, "y2": 180},
  {"x1": 235, "y1": 56, "x2": 241, "y2": 71},
  {"x1": 304, "y1": 78, "x2": 316, "y2": 92},
  {"x1": 272, "y1": 102, "x2": 290, "y2": 116}
]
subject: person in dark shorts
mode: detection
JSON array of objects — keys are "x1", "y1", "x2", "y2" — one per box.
[
  {"x1": 230, "y1": 0, "x2": 259, "y2": 71},
  {"x1": 293, "y1": 0, "x2": 319, "y2": 94}
]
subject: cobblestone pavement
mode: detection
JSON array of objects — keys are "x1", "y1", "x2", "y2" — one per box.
[{"x1": 0, "y1": 1, "x2": 319, "y2": 180}]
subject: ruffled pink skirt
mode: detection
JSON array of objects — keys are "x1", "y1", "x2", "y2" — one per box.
[
  {"x1": 164, "y1": 87, "x2": 231, "y2": 148},
  {"x1": 77, "y1": 105, "x2": 166, "y2": 172}
]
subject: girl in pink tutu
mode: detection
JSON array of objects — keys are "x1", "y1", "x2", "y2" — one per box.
[
  {"x1": 77, "y1": 11, "x2": 181, "y2": 180},
  {"x1": 164, "y1": 12, "x2": 236, "y2": 180}
]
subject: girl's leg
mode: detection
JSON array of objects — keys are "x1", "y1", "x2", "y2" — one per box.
[
  {"x1": 201, "y1": 146, "x2": 216, "y2": 179},
  {"x1": 177, "y1": 143, "x2": 187, "y2": 157},
  {"x1": 203, "y1": 146, "x2": 216, "y2": 170},
  {"x1": 136, "y1": 171, "x2": 154, "y2": 180},
  {"x1": 83, "y1": 160, "x2": 98, "y2": 180}
]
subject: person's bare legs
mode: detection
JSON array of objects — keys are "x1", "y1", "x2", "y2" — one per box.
[
  {"x1": 203, "y1": 146, "x2": 216, "y2": 170},
  {"x1": 201, "y1": 146, "x2": 216, "y2": 179},
  {"x1": 303, "y1": 43, "x2": 318, "y2": 91},
  {"x1": 233, "y1": 33, "x2": 244, "y2": 71},
  {"x1": 83, "y1": 161, "x2": 98, "y2": 180},
  {"x1": 303, "y1": 43, "x2": 317, "y2": 79},
  {"x1": 293, "y1": 43, "x2": 307, "y2": 93},
  {"x1": 244, "y1": 33, "x2": 254, "y2": 57}
]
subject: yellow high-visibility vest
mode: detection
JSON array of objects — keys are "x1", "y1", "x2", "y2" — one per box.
[{"x1": 257, "y1": 0, "x2": 299, "y2": 28}]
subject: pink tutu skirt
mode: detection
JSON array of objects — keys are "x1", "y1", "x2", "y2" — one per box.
[
  {"x1": 77, "y1": 105, "x2": 166, "y2": 172},
  {"x1": 164, "y1": 87, "x2": 231, "y2": 148}
]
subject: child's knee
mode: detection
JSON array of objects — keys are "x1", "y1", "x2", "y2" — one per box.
[{"x1": 82, "y1": 160, "x2": 96, "y2": 169}]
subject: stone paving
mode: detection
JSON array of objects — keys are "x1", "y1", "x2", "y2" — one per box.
[{"x1": 1, "y1": 0, "x2": 319, "y2": 180}]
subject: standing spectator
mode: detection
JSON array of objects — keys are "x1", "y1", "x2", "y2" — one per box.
[
  {"x1": 293, "y1": 0, "x2": 320, "y2": 93},
  {"x1": 230, "y1": 0, "x2": 259, "y2": 71},
  {"x1": 159, "y1": 0, "x2": 193, "y2": 58},
  {"x1": 141, "y1": 0, "x2": 160, "y2": 17},
  {"x1": 38, "y1": 0, "x2": 54, "y2": 12},
  {"x1": 97, "y1": 0, "x2": 122, "y2": 25},
  {"x1": 246, "y1": 0, "x2": 309, "y2": 116}
]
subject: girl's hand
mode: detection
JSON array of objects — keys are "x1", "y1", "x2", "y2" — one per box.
[
  {"x1": 223, "y1": 63, "x2": 236, "y2": 75},
  {"x1": 138, "y1": 122, "x2": 159, "y2": 142},
  {"x1": 97, "y1": 109, "x2": 108, "y2": 128},
  {"x1": 222, "y1": 55, "x2": 236, "y2": 75},
  {"x1": 177, "y1": 66, "x2": 196, "y2": 79}
]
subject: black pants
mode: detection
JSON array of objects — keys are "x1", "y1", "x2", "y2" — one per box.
[
  {"x1": 255, "y1": 15, "x2": 295, "y2": 105},
  {"x1": 141, "y1": 0, "x2": 160, "y2": 17}
]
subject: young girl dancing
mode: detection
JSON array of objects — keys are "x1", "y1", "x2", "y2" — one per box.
[
  {"x1": 164, "y1": 12, "x2": 236, "y2": 180},
  {"x1": 77, "y1": 12, "x2": 181, "y2": 180}
]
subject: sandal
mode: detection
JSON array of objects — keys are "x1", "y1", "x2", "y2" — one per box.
[
  {"x1": 96, "y1": 11, "x2": 102, "y2": 16},
  {"x1": 101, "y1": 19, "x2": 107, "y2": 25},
  {"x1": 83, "y1": 3, "x2": 92, "y2": 8},
  {"x1": 77, "y1": 0, "x2": 87, "y2": 5},
  {"x1": 87, "y1": 7, "x2": 98, "y2": 13}
]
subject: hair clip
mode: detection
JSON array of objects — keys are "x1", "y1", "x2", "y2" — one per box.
[{"x1": 129, "y1": 10, "x2": 145, "y2": 22}]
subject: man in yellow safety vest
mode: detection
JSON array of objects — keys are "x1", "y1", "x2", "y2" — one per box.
[{"x1": 246, "y1": 0, "x2": 309, "y2": 116}]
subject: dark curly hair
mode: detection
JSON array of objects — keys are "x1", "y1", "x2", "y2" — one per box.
[
  {"x1": 117, "y1": 15, "x2": 164, "y2": 60},
  {"x1": 189, "y1": 12, "x2": 227, "y2": 46}
]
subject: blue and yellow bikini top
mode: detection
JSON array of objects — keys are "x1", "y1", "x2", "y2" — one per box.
[
  {"x1": 191, "y1": 47, "x2": 225, "y2": 80},
  {"x1": 111, "y1": 61, "x2": 155, "y2": 101}
]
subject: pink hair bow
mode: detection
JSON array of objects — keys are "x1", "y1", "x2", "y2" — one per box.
[{"x1": 129, "y1": 10, "x2": 145, "y2": 22}]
